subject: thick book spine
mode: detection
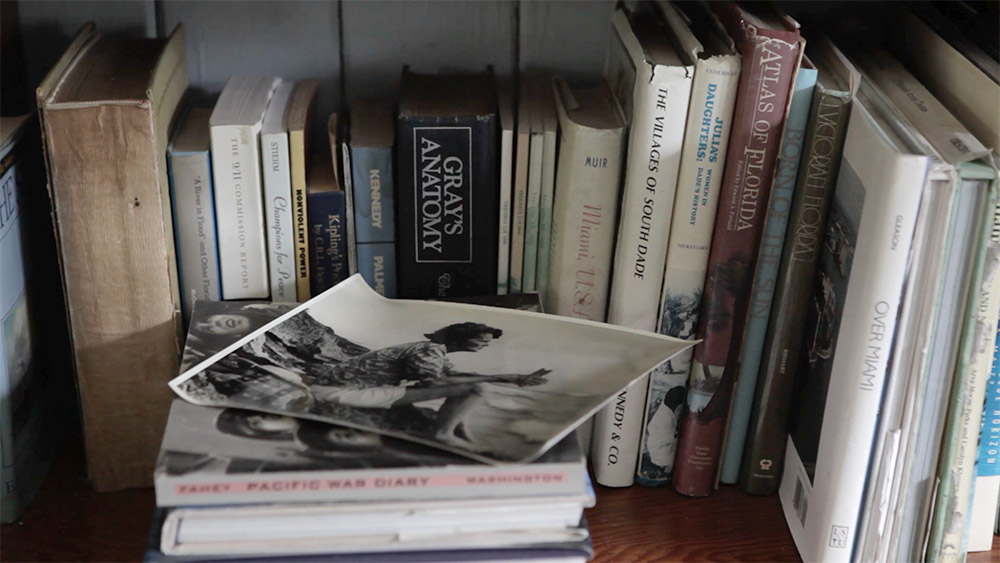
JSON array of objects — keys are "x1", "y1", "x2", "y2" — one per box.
[
  {"x1": 594, "y1": 57, "x2": 693, "y2": 488},
  {"x1": 673, "y1": 27, "x2": 802, "y2": 497},
  {"x1": 522, "y1": 130, "x2": 543, "y2": 293},
  {"x1": 396, "y1": 118, "x2": 498, "y2": 298},
  {"x1": 535, "y1": 127, "x2": 557, "y2": 307},
  {"x1": 350, "y1": 146, "x2": 396, "y2": 297},
  {"x1": 261, "y1": 131, "x2": 296, "y2": 302},
  {"x1": 740, "y1": 84, "x2": 853, "y2": 495},
  {"x1": 211, "y1": 123, "x2": 270, "y2": 299},
  {"x1": 719, "y1": 68, "x2": 816, "y2": 485},
  {"x1": 308, "y1": 191, "x2": 348, "y2": 296},
  {"x1": 636, "y1": 53, "x2": 741, "y2": 486},
  {"x1": 168, "y1": 150, "x2": 222, "y2": 320}
]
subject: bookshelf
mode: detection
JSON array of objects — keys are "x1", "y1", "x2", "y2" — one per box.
[{"x1": 5, "y1": 1, "x2": 1000, "y2": 560}]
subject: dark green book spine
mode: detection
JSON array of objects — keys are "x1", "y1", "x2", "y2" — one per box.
[{"x1": 739, "y1": 84, "x2": 853, "y2": 495}]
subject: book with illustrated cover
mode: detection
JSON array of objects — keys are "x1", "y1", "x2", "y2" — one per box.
[
  {"x1": 636, "y1": 0, "x2": 741, "y2": 487},
  {"x1": 396, "y1": 69, "x2": 498, "y2": 299},
  {"x1": 740, "y1": 36, "x2": 858, "y2": 496},
  {"x1": 169, "y1": 275, "x2": 694, "y2": 466},
  {"x1": 671, "y1": 2, "x2": 804, "y2": 497}
]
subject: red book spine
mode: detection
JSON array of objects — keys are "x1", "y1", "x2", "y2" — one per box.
[{"x1": 672, "y1": 7, "x2": 803, "y2": 497}]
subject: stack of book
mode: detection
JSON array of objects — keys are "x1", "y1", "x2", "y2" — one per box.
[{"x1": 146, "y1": 299, "x2": 594, "y2": 562}]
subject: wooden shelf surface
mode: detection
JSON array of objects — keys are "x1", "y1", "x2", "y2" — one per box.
[{"x1": 2, "y1": 447, "x2": 998, "y2": 562}]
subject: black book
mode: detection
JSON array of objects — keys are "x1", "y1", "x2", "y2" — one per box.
[{"x1": 396, "y1": 68, "x2": 498, "y2": 298}]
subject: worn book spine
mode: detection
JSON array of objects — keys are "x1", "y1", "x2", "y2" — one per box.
[
  {"x1": 672, "y1": 21, "x2": 803, "y2": 497},
  {"x1": 351, "y1": 146, "x2": 397, "y2": 297},
  {"x1": 636, "y1": 52, "x2": 741, "y2": 487},
  {"x1": 339, "y1": 142, "x2": 358, "y2": 278},
  {"x1": 719, "y1": 68, "x2": 816, "y2": 485},
  {"x1": 396, "y1": 117, "x2": 498, "y2": 299},
  {"x1": 36, "y1": 27, "x2": 187, "y2": 491},
  {"x1": 740, "y1": 81, "x2": 853, "y2": 495},
  {"x1": 262, "y1": 129, "x2": 296, "y2": 302},
  {"x1": 308, "y1": 191, "x2": 348, "y2": 296},
  {"x1": 594, "y1": 31, "x2": 694, "y2": 487},
  {"x1": 211, "y1": 123, "x2": 270, "y2": 299}
]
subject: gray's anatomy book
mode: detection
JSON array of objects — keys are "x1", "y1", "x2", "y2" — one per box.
[{"x1": 158, "y1": 299, "x2": 588, "y2": 507}]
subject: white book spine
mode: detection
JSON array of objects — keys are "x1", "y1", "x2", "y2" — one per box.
[
  {"x1": 170, "y1": 151, "x2": 222, "y2": 316},
  {"x1": 594, "y1": 60, "x2": 693, "y2": 488},
  {"x1": 523, "y1": 131, "x2": 544, "y2": 293},
  {"x1": 545, "y1": 100, "x2": 625, "y2": 321},
  {"x1": 636, "y1": 53, "x2": 740, "y2": 485},
  {"x1": 497, "y1": 124, "x2": 513, "y2": 295},
  {"x1": 261, "y1": 131, "x2": 295, "y2": 302},
  {"x1": 510, "y1": 126, "x2": 529, "y2": 294},
  {"x1": 535, "y1": 128, "x2": 557, "y2": 307},
  {"x1": 778, "y1": 103, "x2": 926, "y2": 563},
  {"x1": 212, "y1": 123, "x2": 270, "y2": 299}
]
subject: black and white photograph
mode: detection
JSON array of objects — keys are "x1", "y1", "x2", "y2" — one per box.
[{"x1": 170, "y1": 275, "x2": 694, "y2": 464}]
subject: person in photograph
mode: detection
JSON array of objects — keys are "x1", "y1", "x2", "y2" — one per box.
[
  {"x1": 308, "y1": 322, "x2": 551, "y2": 446},
  {"x1": 181, "y1": 302, "x2": 296, "y2": 371},
  {"x1": 642, "y1": 385, "x2": 687, "y2": 475},
  {"x1": 293, "y1": 420, "x2": 467, "y2": 467}
]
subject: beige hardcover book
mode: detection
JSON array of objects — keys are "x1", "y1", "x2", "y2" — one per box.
[
  {"x1": 35, "y1": 24, "x2": 189, "y2": 491},
  {"x1": 287, "y1": 80, "x2": 321, "y2": 300}
]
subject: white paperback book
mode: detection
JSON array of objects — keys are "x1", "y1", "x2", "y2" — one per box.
[
  {"x1": 210, "y1": 75, "x2": 280, "y2": 299},
  {"x1": 509, "y1": 82, "x2": 531, "y2": 295},
  {"x1": 261, "y1": 80, "x2": 296, "y2": 302},
  {"x1": 167, "y1": 107, "x2": 221, "y2": 320},
  {"x1": 778, "y1": 85, "x2": 930, "y2": 563},
  {"x1": 591, "y1": 7, "x2": 694, "y2": 488},
  {"x1": 496, "y1": 83, "x2": 514, "y2": 295},
  {"x1": 636, "y1": 0, "x2": 740, "y2": 487},
  {"x1": 522, "y1": 83, "x2": 545, "y2": 294},
  {"x1": 535, "y1": 85, "x2": 558, "y2": 308}
]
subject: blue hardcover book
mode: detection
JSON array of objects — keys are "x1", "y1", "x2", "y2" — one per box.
[
  {"x1": 719, "y1": 65, "x2": 818, "y2": 484},
  {"x1": 167, "y1": 107, "x2": 222, "y2": 322},
  {"x1": 356, "y1": 242, "x2": 397, "y2": 298},
  {"x1": 348, "y1": 100, "x2": 396, "y2": 296},
  {"x1": 307, "y1": 153, "x2": 348, "y2": 297}
]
